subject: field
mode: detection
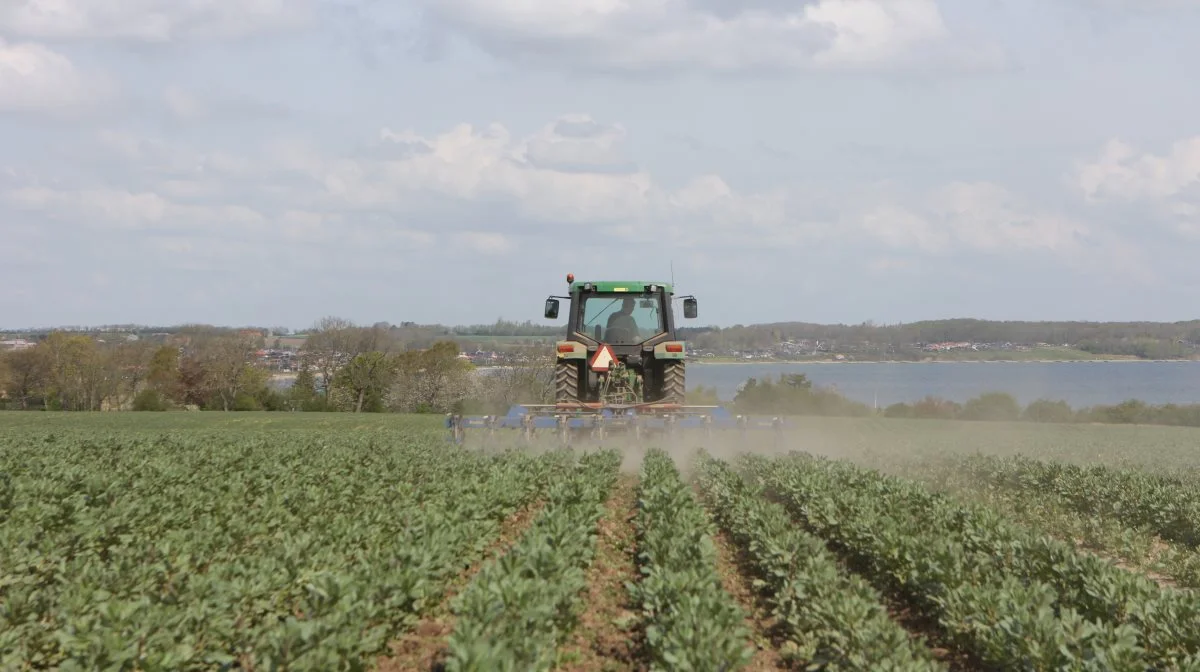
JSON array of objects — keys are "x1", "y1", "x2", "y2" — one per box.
[{"x1": 5, "y1": 413, "x2": 1200, "y2": 670}]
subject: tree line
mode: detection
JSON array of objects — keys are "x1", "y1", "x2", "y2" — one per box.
[
  {"x1": 9, "y1": 317, "x2": 1200, "y2": 360},
  {"x1": 0, "y1": 317, "x2": 557, "y2": 414},
  {"x1": 680, "y1": 318, "x2": 1200, "y2": 359},
  {"x1": 722, "y1": 373, "x2": 1200, "y2": 430},
  {"x1": 6, "y1": 331, "x2": 1200, "y2": 432}
]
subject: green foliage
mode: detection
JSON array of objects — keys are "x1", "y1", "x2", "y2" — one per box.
[
  {"x1": 131, "y1": 389, "x2": 168, "y2": 411},
  {"x1": 695, "y1": 452, "x2": 945, "y2": 670},
  {"x1": 950, "y1": 454, "x2": 1200, "y2": 549},
  {"x1": 0, "y1": 421, "x2": 561, "y2": 670},
  {"x1": 630, "y1": 448, "x2": 754, "y2": 670},
  {"x1": 445, "y1": 450, "x2": 620, "y2": 670},
  {"x1": 959, "y1": 392, "x2": 1021, "y2": 421},
  {"x1": 685, "y1": 385, "x2": 721, "y2": 405},
  {"x1": 744, "y1": 453, "x2": 1200, "y2": 670},
  {"x1": 450, "y1": 319, "x2": 561, "y2": 338},
  {"x1": 881, "y1": 392, "x2": 1200, "y2": 430},
  {"x1": 733, "y1": 374, "x2": 872, "y2": 417},
  {"x1": 1022, "y1": 398, "x2": 1075, "y2": 423}
]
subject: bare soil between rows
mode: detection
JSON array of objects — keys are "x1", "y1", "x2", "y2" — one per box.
[
  {"x1": 690, "y1": 482, "x2": 786, "y2": 670},
  {"x1": 374, "y1": 500, "x2": 546, "y2": 671},
  {"x1": 556, "y1": 474, "x2": 643, "y2": 671}
]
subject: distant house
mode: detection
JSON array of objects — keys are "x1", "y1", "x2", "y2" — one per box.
[
  {"x1": 275, "y1": 336, "x2": 307, "y2": 350},
  {"x1": 0, "y1": 339, "x2": 35, "y2": 351}
]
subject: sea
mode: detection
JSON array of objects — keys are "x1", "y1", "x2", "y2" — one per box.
[
  {"x1": 682, "y1": 361, "x2": 1200, "y2": 409},
  {"x1": 272, "y1": 360, "x2": 1200, "y2": 409}
]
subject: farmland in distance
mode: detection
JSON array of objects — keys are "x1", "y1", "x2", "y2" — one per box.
[{"x1": 4, "y1": 412, "x2": 1200, "y2": 670}]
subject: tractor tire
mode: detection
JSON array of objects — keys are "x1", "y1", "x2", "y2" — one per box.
[
  {"x1": 555, "y1": 361, "x2": 580, "y2": 403},
  {"x1": 660, "y1": 360, "x2": 685, "y2": 404}
]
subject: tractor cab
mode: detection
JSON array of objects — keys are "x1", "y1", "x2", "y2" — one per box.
[{"x1": 543, "y1": 274, "x2": 698, "y2": 405}]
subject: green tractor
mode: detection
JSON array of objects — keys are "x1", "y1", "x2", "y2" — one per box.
[{"x1": 543, "y1": 273, "x2": 698, "y2": 408}]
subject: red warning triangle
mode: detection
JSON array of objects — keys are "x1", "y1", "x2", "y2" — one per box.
[{"x1": 590, "y1": 343, "x2": 616, "y2": 372}]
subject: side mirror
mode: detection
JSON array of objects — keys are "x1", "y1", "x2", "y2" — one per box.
[
  {"x1": 683, "y1": 297, "x2": 698, "y2": 319},
  {"x1": 544, "y1": 298, "x2": 560, "y2": 319}
]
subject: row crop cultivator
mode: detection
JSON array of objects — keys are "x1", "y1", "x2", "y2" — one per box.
[{"x1": 448, "y1": 273, "x2": 787, "y2": 445}]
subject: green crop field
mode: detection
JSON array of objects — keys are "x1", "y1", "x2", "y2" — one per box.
[{"x1": 4, "y1": 412, "x2": 1200, "y2": 670}]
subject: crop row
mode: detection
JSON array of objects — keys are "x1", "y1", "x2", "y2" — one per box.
[
  {"x1": 693, "y1": 451, "x2": 946, "y2": 670},
  {"x1": 0, "y1": 435, "x2": 565, "y2": 670},
  {"x1": 630, "y1": 448, "x2": 753, "y2": 670},
  {"x1": 943, "y1": 453, "x2": 1200, "y2": 548},
  {"x1": 444, "y1": 449, "x2": 621, "y2": 670},
  {"x1": 742, "y1": 452, "x2": 1200, "y2": 670}
]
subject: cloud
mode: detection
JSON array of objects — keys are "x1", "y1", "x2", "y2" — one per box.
[
  {"x1": 416, "y1": 0, "x2": 1005, "y2": 74},
  {"x1": 1074, "y1": 136, "x2": 1200, "y2": 239},
  {"x1": 1076, "y1": 137, "x2": 1200, "y2": 203},
  {"x1": 0, "y1": 111, "x2": 1175, "y2": 325},
  {"x1": 854, "y1": 181, "x2": 1135, "y2": 266},
  {"x1": 2, "y1": 113, "x2": 1145, "y2": 275},
  {"x1": 0, "y1": 0, "x2": 314, "y2": 43},
  {"x1": 0, "y1": 37, "x2": 114, "y2": 113},
  {"x1": 161, "y1": 85, "x2": 290, "y2": 123}
]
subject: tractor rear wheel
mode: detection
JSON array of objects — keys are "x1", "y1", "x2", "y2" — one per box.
[
  {"x1": 660, "y1": 360, "x2": 685, "y2": 404},
  {"x1": 555, "y1": 360, "x2": 580, "y2": 403}
]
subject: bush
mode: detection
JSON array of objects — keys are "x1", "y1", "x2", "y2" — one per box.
[
  {"x1": 1022, "y1": 399, "x2": 1074, "y2": 423},
  {"x1": 959, "y1": 392, "x2": 1021, "y2": 421},
  {"x1": 132, "y1": 389, "x2": 168, "y2": 411},
  {"x1": 911, "y1": 396, "x2": 960, "y2": 419}
]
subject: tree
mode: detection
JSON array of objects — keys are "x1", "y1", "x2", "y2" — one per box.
[
  {"x1": 687, "y1": 385, "x2": 721, "y2": 406},
  {"x1": 147, "y1": 345, "x2": 182, "y2": 402},
  {"x1": 1023, "y1": 399, "x2": 1075, "y2": 423},
  {"x1": 0, "y1": 353, "x2": 10, "y2": 408},
  {"x1": 335, "y1": 351, "x2": 397, "y2": 412},
  {"x1": 959, "y1": 392, "x2": 1021, "y2": 421},
  {"x1": 289, "y1": 365, "x2": 321, "y2": 410},
  {"x1": 301, "y1": 316, "x2": 357, "y2": 400},
  {"x1": 39, "y1": 332, "x2": 110, "y2": 411},
  {"x1": 4, "y1": 347, "x2": 49, "y2": 409},
  {"x1": 109, "y1": 340, "x2": 154, "y2": 410},
  {"x1": 390, "y1": 341, "x2": 473, "y2": 413},
  {"x1": 911, "y1": 396, "x2": 961, "y2": 419},
  {"x1": 465, "y1": 353, "x2": 555, "y2": 413},
  {"x1": 197, "y1": 334, "x2": 261, "y2": 411}
]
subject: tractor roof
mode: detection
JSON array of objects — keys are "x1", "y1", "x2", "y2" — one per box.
[{"x1": 569, "y1": 280, "x2": 673, "y2": 294}]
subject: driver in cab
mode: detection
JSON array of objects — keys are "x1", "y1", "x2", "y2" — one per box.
[{"x1": 606, "y1": 297, "x2": 640, "y2": 343}]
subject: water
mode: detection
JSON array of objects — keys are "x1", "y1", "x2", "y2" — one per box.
[
  {"x1": 684, "y1": 361, "x2": 1200, "y2": 408},
  {"x1": 273, "y1": 361, "x2": 1200, "y2": 409}
]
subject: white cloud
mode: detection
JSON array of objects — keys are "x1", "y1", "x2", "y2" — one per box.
[
  {"x1": 419, "y1": 0, "x2": 1002, "y2": 73},
  {"x1": 1074, "y1": 136, "x2": 1200, "y2": 240},
  {"x1": 1076, "y1": 137, "x2": 1200, "y2": 203},
  {"x1": 859, "y1": 182, "x2": 1090, "y2": 255},
  {"x1": 0, "y1": 0, "x2": 313, "y2": 42},
  {"x1": 0, "y1": 37, "x2": 113, "y2": 112},
  {"x1": 852, "y1": 180, "x2": 1154, "y2": 281},
  {"x1": 2, "y1": 114, "x2": 1142, "y2": 276}
]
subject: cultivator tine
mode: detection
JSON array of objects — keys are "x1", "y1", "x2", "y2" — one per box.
[
  {"x1": 445, "y1": 413, "x2": 464, "y2": 445},
  {"x1": 453, "y1": 404, "x2": 788, "y2": 447},
  {"x1": 557, "y1": 415, "x2": 570, "y2": 446}
]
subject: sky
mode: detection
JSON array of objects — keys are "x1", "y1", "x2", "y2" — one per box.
[{"x1": 2, "y1": 0, "x2": 1199, "y2": 330}]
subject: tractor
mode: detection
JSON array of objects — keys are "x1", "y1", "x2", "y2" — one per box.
[
  {"x1": 446, "y1": 273, "x2": 788, "y2": 445},
  {"x1": 542, "y1": 273, "x2": 697, "y2": 408}
]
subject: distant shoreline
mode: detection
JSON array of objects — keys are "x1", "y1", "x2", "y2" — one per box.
[
  {"x1": 686, "y1": 358, "x2": 1199, "y2": 365},
  {"x1": 266, "y1": 357, "x2": 1200, "y2": 381}
]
